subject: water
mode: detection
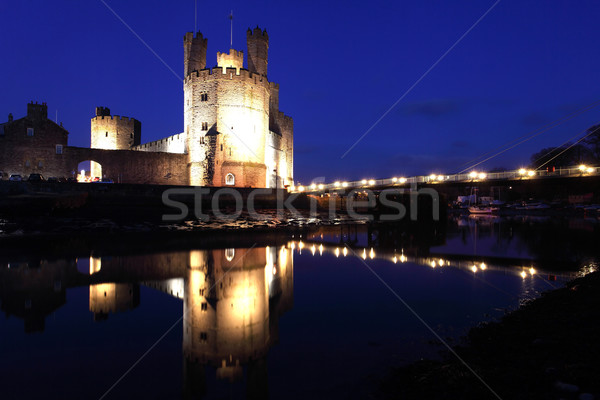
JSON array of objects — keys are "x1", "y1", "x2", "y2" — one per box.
[{"x1": 0, "y1": 216, "x2": 597, "y2": 399}]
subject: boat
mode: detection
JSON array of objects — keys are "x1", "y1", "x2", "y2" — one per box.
[{"x1": 468, "y1": 205, "x2": 499, "y2": 214}]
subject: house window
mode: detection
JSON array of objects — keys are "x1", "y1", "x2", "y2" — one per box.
[
  {"x1": 201, "y1": 302, "x2": 208, "y2": 311},
  {"x1": 56, "y1": 145, "x2": 63, "y2": 155},
  {"x1": 220, "y1": 144, "x2": 223, "y2": 151},
  {"x1": 27, "y1": 128, "x2": 34, "y2": 136},
  {"x1": 200, "y1": 136, "x2": 205, "y2": 144},
  {"x1": 130, "y1": 133, "x2": 133, "y2": 138},
  {"x1": 200, "y1": 332, "x2": 208, "y2": 342},
  {"x1": 225, "y1": 173, "x2": 235, "y2": 186},
  {"x1": 201, "y1": 122, "x2": 208, "y2": 131},
  {"x1": 38, "y1": 161, "x2": 43, "y2": 168},
  {"x1": 225, "y1": 248, "x2": 235, "y2": 261},
  {"x1": 105, "y1": 132, "x2": 108, "y2": 137},
  {"x1": 25, "y1": 160, "x2": 30, "y2": 167},
  {"x1": 201, "y1": 93, "x2": 208, "y2": 101}
]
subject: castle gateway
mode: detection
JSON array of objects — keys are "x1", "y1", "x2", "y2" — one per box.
[{"x1": 0, "y1": 27, "x2": 293, "y2": 188}]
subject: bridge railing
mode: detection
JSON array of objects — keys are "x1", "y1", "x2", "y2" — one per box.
[{"x1": 299, "y1": 165, "x2": 597, "y2": 193}]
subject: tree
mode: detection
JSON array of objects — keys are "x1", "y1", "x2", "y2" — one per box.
[
  {"x1": 530, "y1": 144, "x2": 593, "y2": 169},
  {"x1": 584, "y1": 124, "x2": 600, "y2": 161}
]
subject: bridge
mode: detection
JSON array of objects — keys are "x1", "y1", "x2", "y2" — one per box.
[{"x1": 293, "y1": 164, "x2": 599, "y2": 193}]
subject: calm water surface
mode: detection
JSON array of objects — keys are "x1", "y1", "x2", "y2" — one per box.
[{"x1": 1, "y1": 216, "x2": 597, "y2": 399}]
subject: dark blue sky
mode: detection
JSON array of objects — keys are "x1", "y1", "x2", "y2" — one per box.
[{"x1": 1, "y1": 0, "x2": 599, "y2": 184}]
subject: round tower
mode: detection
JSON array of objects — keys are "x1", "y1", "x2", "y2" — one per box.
[
  {"x1": 90, "y1": 107, "x2": 141, "y2": 150},
  {"x1": 246, "y1": 27, "x2": 269, "y2": 77}
]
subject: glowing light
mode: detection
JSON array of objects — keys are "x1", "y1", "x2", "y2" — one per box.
[
  {"x1": 368, "y1": 179, "x2": 375, "y2": 185},
  {"x1": 369, "y1": 248, "x2": 375, "y2": 259},
  {"x1": 317, "y1": 184, "x2": 324, "y2": 190},
  {"x1": 334, "y1": 181, "x2": 340, "y2": 187},
  {"x1": 480, "y1": 262, "x2": 487, "y2": 270},
  {"x1": 430, "y1": 260, "x2": 437, "y2": 268},
  {"x1": 429, "y1": 174, "x2": 437, "y2": 180},
  {"x1": 298, "y1": 186, "x2": 305, "y2": 192},
  {"x1": 342, "y1": 182, "x2": 349, "y2": 187},
  {"x1": 527, "y1": 170, "x2": 535, "y2": 177},
  {"x1": 587, "y1": 167, "x2": 594, "y2": 173},
  {"x1": 518, "y1": 168, "x2": 526, "y2": 175},
  {"x1": 362, "y1": 249, "x2": 367, "y2": 260},
  {"x1": 273, "y1": 266, "x2": 277, "y2": 275},
  {"x1": 520, "y1": 271, "x2": 527, "y2": 278},
  {"x1": 437, "y1": 175, "x2": 444, "y2": 181},
  {"x1": 579, "y1": 164, "x2": 587, "y2": 171},
  {"x1": 471, "y1": 265, "x2": 478, "y2": 273},
  {"x1": 335, "y1": 248, "x2": 340, "y2": 257},
  {"x1": 393, "y1": 256, "x2": 398, "y2": 264},
  {"x1": 438, "y1": 259, "x2": 445, "y2": 267},
  {"x1": 311, "y1": 244, "x2": 316, "y2": 256},
  {"x1": 478, "y1": 173, "x2": 487, "y2": 180},
  {"x1": 342, "y1": 247, "x2": 348, "y2": 257},
  {"x1": 361, "y1": 179, "x2": 367, "y2": 185},
  {"x1": 319, "y1": 244, "x2": 324, "y2": 256},
  {"x1": 392, "y1": 177, "x2": 398, "y2": 183},
  {"x1": 529, "y1": 267, "x2": 536, "y2": 275},
  {"x1": 469, "y1": 171, "x2": 478, "y2": 179},
  {"x1": 399, "y1": 177, "x2": 407, "y2": 184},
  {"x1": 399, "y1": 254, "x2": 407, "y2": 263},
  {"x1": 298, "y1": 241, "x2": 304, "y2": 250},
  {"x1": 310, "y1": 183, "x2": 317, "y2": 190}
]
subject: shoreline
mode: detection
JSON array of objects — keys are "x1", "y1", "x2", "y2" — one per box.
[{"x1": 376, "y1": 270, "x2": 600, "y2": 399}]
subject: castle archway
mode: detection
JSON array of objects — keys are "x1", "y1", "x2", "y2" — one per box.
[{"x1": 77, "y1": 160, "x2": 103, "y2": 182}]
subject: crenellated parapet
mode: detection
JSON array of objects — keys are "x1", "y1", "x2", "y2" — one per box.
[
  {"x1": 183, "y1": 67, "x2": 270, "y2": 89},
  {"x1": 216, "y1": 49, "x2": 244, "y2": 72}
]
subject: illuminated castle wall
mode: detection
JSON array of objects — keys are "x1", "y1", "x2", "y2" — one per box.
[
  {"x1": 89, "y1": 26, "x2": 293, "y2": 188},
  {"x1": 182, "y1": 27, "x2": 293, "y2": 187}
]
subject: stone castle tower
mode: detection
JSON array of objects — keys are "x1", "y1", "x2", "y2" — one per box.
[
  {"x1": 183, "y1": 27, "x2": 293, "y2": 187},
  {"x1": 91, "y1": 107, "x2": 141, "y2": 150},
  {"x1": 85, "y1": 26, "x2": 293, "y2": 188}
]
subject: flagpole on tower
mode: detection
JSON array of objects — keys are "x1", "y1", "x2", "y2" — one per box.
[{"x1": 229, "y1": 10, "x2": 233, "y2": 48}]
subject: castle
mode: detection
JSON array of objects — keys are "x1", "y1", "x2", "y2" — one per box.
[{"x1": 0, "y1": 27, "x2": 293, "y2": 188}]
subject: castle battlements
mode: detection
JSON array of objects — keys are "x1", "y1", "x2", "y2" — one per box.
[
  {"x1": 247, "y1": 27, "x2": 268, "y2": 39},
  {"x1": 184, "y1": 67, "x2": 269, "y2": 88},
  {"x1": 92, "y1": 115, "x2": 134, "y2": 122}
]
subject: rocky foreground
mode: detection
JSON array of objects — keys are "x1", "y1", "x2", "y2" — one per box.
[{"x1": 377, "y1": 270, "x2": 600, "y2": 400}]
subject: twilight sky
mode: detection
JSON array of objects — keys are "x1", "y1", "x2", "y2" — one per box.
[{"x1": 1, "y1": 0, "x2": 599, "y2": 184}]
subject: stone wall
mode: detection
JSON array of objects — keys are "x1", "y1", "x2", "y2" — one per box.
[
  {"x1": 132, "y1": 132, "x2": 186, "y2": 154},
  {"x1": 62, "y1": 147, "x2": 189, "y2": 185}
]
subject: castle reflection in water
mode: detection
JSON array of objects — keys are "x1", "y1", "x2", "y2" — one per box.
[{"x1": 0, "y1": 245, "x2": 293, "y2": 398}]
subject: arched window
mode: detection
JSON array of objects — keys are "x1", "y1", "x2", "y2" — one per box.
[
  {"x1": 225, "y1": 248, "x2": 235, "y2": 261},
  {"x1": 225, "y1": 173, "x2": 235, "y2": 186}
]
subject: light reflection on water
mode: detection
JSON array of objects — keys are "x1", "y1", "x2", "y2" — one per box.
[{"x1": 0, "y1": 217, "x2": 597, "y2": 399}]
